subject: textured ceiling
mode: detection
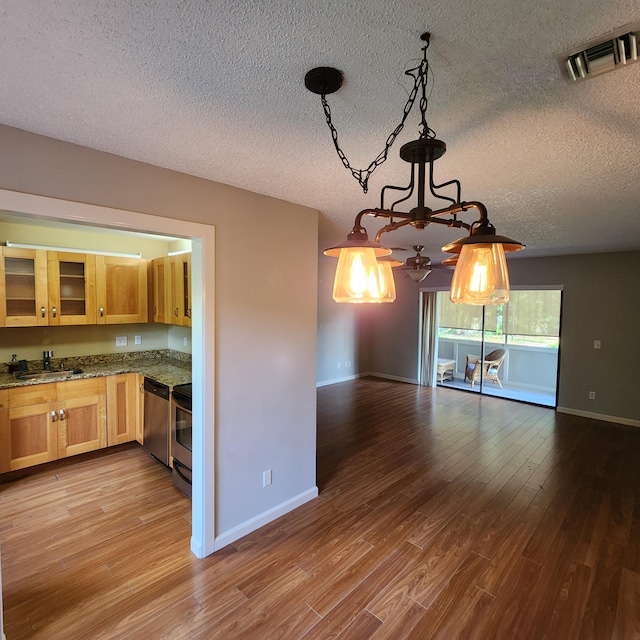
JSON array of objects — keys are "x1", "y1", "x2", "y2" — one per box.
[{"x1": 1, "y1": 1, "x2": 639, "y2": 261}]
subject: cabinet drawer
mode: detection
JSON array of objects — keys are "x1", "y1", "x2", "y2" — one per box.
[
  {"x1": 0, "y1": 389, "x2": 8, "y2": 409},
  {"x1": 9, "y1": 383, "x2": 57, "y2": 408},
  {"x1": 57, "y1": 377, "x2": 106, "y2": 401}
]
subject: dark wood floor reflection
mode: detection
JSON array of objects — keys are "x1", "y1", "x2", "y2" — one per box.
[{"x1": 2, "y1": 377, "x2": 640, "y2": 638}]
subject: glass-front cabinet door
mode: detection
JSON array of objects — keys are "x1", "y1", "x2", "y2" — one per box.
[
  {"x1": 169, "y1": 253, "x2": 191, "y2": 327},
  {"x1": 47, "y1": 252, "x2": 97, "y2": 326},
  {"x1": 0, "y1": 247, "x2": 48, "y2": 327}
]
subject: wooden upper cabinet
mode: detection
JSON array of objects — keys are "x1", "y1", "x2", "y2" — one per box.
[
  {"x1": 172, "y1": 253, "x2": 191, "y2": 327},
  {"x1": 152, "y1": 257, "x2": 170, "y2": 324},
  {"x1": 47, "y1": 252, "x2": 97, "y2": 326},
  {"x1": 95, "y1": 256, "x2": 148, "y2": 324},
  {"x1": 0, "y1": 248, "x2": 149, "y2": 327},
  {"x1": 151, "y1": 253, "x2": 191, "y2": 327},
  {"x1": 0, "y1": 247, "x2": 49, "y2": 327}
]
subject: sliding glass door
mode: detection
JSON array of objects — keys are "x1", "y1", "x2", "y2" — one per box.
[{"x1": 431, "y1": 289, "x2": 561, "y2": 407}]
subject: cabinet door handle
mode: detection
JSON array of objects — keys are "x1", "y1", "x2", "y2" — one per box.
[
  {"x1": 50, "y1": 410, "x2": 58, "y2": 422},
  {"x1": 59, "y1": 409, "x2": 65, "y2": 420},
  {"x1": 52, "y1": 306, "x2": 57, "y2": 318},
  {"x1": 41, "y1": 306, "x2": 46, "y2": 318},
  {"x1": 99, "y1": 307, "x2": 104, "y2": 317},
  {"x1": 174, "y1": 307, "x2": 179, "y2": 317}
]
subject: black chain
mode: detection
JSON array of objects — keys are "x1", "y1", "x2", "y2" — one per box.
[{"x1": 320, "y1": 54, "x2": 432, "y2": 193}]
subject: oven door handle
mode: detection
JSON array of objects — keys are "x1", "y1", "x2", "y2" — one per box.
[{"x1": 174, "y1": 459, "x2": 192, "y2": 486}]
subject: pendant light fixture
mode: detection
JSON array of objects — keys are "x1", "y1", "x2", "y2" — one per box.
[{"x1": 306, "y1": 32, "x2": 524, "y2": 305}]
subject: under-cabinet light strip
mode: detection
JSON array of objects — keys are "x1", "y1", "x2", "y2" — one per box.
[
  {"x1": 167, "y1": 249, "x2": 192, "y2": 256},
  {"x1": 4, "y1": 241, "x2": 142, "y2": 259}
]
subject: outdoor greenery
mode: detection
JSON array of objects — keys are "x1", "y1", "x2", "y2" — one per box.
[
  {"x1": 437, "y1": 291, "x2": 561, "y2": 349},
  {"x1": 437, "y1": 327, "x2": 559, "y2": 349}
]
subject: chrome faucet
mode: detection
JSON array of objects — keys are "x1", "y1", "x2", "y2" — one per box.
[{"x1": 43, "y1": 350, "x2": 53, "y2": 370}]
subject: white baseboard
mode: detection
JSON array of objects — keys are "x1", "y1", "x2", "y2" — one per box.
[
  {"x1": 316, "y1": 373, "x2": 360, "y2": 387},
  {"x1": 213, "y1": 487, "x2": 319, "y2": 551},
  {"x1": 557, "y1": 406, "x2": 640, "y2": 428},
  {"x1": 366, "y1": 372, "x2": 419, "y2": 385},
  {"x1": 317, "y1": 372, "x2": 419, "y2": 388}
]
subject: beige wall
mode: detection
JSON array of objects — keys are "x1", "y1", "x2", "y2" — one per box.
[
  {"x1": 316, "y1": 258, "x2": 360, "y2": 384},
  {"x1": 0, "y1": 218, "x2": 171, "y2": 258},
  {"x1": 0, "y1": 124, "x2": 319, "y2": 543},
  {"x1": 0, "y1": 323, "x2": 170, "y2": 363}
]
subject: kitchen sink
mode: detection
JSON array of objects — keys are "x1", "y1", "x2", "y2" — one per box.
[{"x1": 15, "y1": 369, "x2": 83, "y2": 381}]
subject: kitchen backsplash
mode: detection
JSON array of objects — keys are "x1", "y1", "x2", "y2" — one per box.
[{"x1": 1, "y1": 349, "x2": 191, "y2": 375}]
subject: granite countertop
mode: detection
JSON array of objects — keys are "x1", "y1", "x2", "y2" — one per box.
[{"x1": 0, "y1": 350, "x2": 191, "y2": 390}]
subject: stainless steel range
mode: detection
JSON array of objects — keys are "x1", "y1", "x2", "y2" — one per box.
[{"x1": 171, "y1": 383, "x2": 192, "y2": 498}]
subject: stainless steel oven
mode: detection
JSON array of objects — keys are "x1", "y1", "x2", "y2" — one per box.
[{"x1": 171, "y1": 383, "x2": 192, "y2": 498}]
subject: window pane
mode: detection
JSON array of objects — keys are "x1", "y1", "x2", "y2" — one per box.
[
  {"x1": 506, "y1": 290, "x2": 561, "y2": 337},
  {"x1": 438, "y1": 294, "x2": 498, "y2": 332}
]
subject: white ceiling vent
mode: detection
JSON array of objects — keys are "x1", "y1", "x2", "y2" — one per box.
[{"x1": 559, "y1": 22, "x2": 639, "y2": 82}]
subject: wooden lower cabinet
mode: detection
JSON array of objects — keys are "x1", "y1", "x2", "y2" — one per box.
[
  {"x1": 0, "y1": 374, "x2": 140, "y2": 474},
  {"x1": 1, "y1": 401, "x2": 58, "y2": 472},
  {"x1": 1, "y1": 383, "x2": 58, "y2": 473},
  {"x1": 106, "y1": 373, "x2": 138, "y2": 446},
  {"x1": 57, "y1": 378, "x2": 107, "y2": 458},
  {"x1": 136, "y1": 374, "x2": 144, "y2": 445}
]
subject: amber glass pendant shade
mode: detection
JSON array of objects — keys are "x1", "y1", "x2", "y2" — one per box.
[
  {"x1": 332, "y1": 248, "x2": 396, "y2": 303},
  {"x1": 449, "y1": 243, "x2": 510, "y2": 305}
]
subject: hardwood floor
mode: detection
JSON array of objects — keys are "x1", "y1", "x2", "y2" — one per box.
[{"x1": 2, "y1": 377, "x2": 640, "y2": 638}]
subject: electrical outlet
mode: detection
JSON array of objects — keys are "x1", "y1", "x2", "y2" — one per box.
[
  {"x1": 134, "y1": 335, "x2": 142, "y2": 345},
  {"x1": 593, "y1": 340, "x2": 601, "y2": 349},
  {"x1": 115, "y1": 336, "x2": 128, "y2": 347},
  {"x1": 262, "y1": 469, "x2": 272, "y2": 487},
  {"x1": 589, "y1": 391, "x2": 596, "y2": 400},
  {"x1": 183, "y1": 337, "x2": 188, "y2": 347}
]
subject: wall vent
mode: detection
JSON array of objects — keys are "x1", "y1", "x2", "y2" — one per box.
[{"x1": 559, "y1": 22, "x2": 639, "y2": 82}]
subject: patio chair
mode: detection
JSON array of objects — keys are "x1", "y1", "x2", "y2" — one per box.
[{"x1": 464, "y1": 349, "x2": 506, "y2": 389}]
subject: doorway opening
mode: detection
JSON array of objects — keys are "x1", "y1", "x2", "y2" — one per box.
[{"x1": 0, "y1": 188, "x2": 216, "y2": 557}]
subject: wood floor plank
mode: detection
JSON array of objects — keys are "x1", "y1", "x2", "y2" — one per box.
[
  {"x1": 401, "y1": 551, "x2": 493, "y2": 638},
  {"x1": 476, "y1": 555, "x2": 544, "y2": 639},
  {"x1": 2, "y1": 377, "x2": 640, "y2": 639},
  {"x1": 369, "y1": 597, "x2": 427, "y2": 639},
  {"x1": 542, "y1": 561, "x2": 593, "y2": 640},
  {"x1": 611, "y1": 568, "x2": 640, "y2": 640},
  {"x1": 334, "y1": 609, "x2": 382, "y2": 639},
  {"x1": 578, "y1": 539, "x2": 626, "y2": 640}
]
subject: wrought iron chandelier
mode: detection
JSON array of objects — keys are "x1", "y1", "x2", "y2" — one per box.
[{"x1": 305, "y1": 32, "x2": 524, "y2": 305}]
